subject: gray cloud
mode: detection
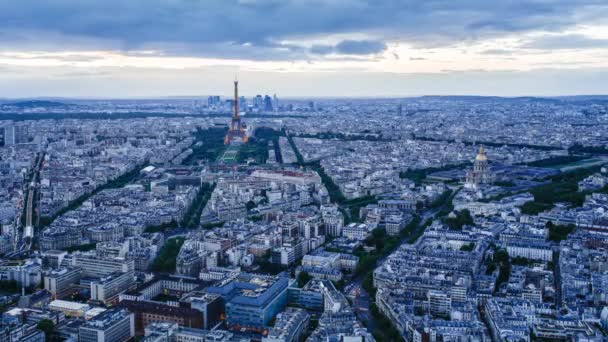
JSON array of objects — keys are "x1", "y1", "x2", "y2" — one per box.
[
  {"x1": 335, "y1": 40, "x2": 387, "y2": 55},
  {"x1": 310, "y1": 40, "x2": 387, "y2": 56},
  {"x1": 479, "y1": 49, "x2": 515, "y2": 55},
  {"x1": 310, "y1": 44, "x2": 335, "y2": 55},
  {"x1": 0, "y1": 53, "x2": 105, "y2": 63},
  {"x1": 521, "y1": 34, "x2": 608, "y2": 50},
  {"x1": 54, "y1": 70, "x2": 113, "y2": 79},
  {"x1": 0, "y1": 0, "x2": 606, "y2": 61},
  {"x1": 0, "y1": 64, "x2": 25, "y2": 74}
]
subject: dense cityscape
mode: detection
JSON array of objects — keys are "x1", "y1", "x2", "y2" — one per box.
[
  {"x1": 3, "y1": 0, "x2": 608, "y2": 341},
  {"x1": 0, "y1": 90, "x2": 607, "y2": 342}
]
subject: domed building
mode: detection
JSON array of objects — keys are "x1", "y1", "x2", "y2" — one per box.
[{"x1": 465, "y1": 146, "x2": 494, "y2": 189}]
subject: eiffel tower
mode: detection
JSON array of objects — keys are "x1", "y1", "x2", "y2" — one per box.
[{"x1": 224, "y1": 79, "x2": 248, "y2": 145}]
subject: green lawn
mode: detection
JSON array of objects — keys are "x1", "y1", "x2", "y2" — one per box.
[
  {"x1": 399, "y1": 163, "x2": 469, "y2": 185},
  {"x1": 182, "y1": 127, "x2": 228, "y2": 165},
  {"x1": 520, "y1": 165, "x2": 601, "y2": 215},
  {"x1": 522, "y1": 155, "x2": 588, "y2": 169}
]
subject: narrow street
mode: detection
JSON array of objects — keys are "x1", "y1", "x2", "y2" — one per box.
[
  {"x1": 345, "y1": 187, "x2": 460, "y2": 333},
  {"x1": 22, "y1": 153, "x2": 44, "y2": 250},
  {"x1": 553, "y1": 250, "x2": 562, "y2": 309}
]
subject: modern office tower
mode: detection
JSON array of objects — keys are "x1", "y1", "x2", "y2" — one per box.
[
  {"x1": 273, "y1": 94, "x2": 279, "y2": 111},
  {"x1": 254, "y1": 95, "x2": 263, "y2": 109},
  {"x1": 78, "y1": 309, "x2": 135, "y2": 342},
  {"x1": 3, "y1": 126, "x2": 15, "y2": 145},
  {"x1": 264, "y1": 95, "x2": 273, "y2": 112},
  {"x1": 3, "y1": 124, "x2": 28, "y2": 145},
  {"x1": 207, "y1": 96, "x2": 220, "y2": 107},
  {"x1": 206, "y1": 273, "x2": 293, "y2": 330},
  {"x1": 44, "y1": 267, "x2": 82, "y2": 299},
  {"x1": 0, "y1": 126, "x2": 10, "y2": 146}
]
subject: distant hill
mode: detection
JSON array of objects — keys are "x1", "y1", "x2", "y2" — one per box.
[
  {"x1": 2, "y1": 100, "x2": 73, "y2": 108},
  {"x1": 552, "y1": 95, "x2": 608, "y2": 104},
  {"x1": 419, "y1": 95, "x2": 562, "y2": 104}
]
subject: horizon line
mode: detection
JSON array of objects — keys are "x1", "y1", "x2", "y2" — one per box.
[{"x1": 2, "y1": 94, "x2": 608, "y2": 101}]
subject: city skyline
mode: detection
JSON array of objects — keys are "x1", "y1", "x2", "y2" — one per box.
[
  {"x1": 3, "y1": 2, "x2": 608, "y2": 341},
  {"x1": 1, "y1": 1, "x2": 608, "y2": 97}
]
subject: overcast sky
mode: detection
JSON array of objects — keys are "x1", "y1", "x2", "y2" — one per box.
[{"x1": 2, "y1": 0, "x2": 608, "y2": 98}]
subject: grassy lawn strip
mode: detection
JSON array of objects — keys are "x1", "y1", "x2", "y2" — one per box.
[
  {"x1": 520, "y1": 165, "x2": 600, "y2": 215},
  {"x1": 568, "y1": 143, "x2": 608, "y2": 155},
  {"x1": 399, "y1": 163, "x2": 469, "y2": 185},
  {"x1": 521, "y1": 155, "x2": 588, "y2": 168},
  {"x1": 295, "y1": 131, "x2": 388, "y2": 142},
  {"x1": 182, "y1": 127, "x2": 228, "y2": 165},
  {"x1": 412, "y1": 135, "x2": 561, "y2": 151}
]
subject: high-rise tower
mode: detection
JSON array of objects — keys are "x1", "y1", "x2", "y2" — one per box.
[{"x1": 224, "y1": 80, "x2": 248, "y2": 144}]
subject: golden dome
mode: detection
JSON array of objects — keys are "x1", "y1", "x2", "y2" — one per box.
[{"x1": 475, "y1": 145, "x2": 487, "y2": 161}]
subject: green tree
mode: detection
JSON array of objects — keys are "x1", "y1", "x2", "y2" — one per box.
[
  {"x1": 297, "y1": 271, "x2": 312, "y2": 287},
  {"x1": 37, "y1": 319, "x2": 55, "y2": 340},
  {"x1": 546, "y1": 221, "x2": 575, "y2": 242},
  {"x1": 493, "y1": 248, "x2": 511, "y2": 292},
  {"x1": 443, "y1": 209, "x2": 474, "y2": 230},
  {"x1": 149, "y1": 237, "x2": 185, "y2": 273},
  {"x1": 460, "y1": 242, "x2": 475, "y2": 251},
  {"x1": 0, "y1": 280, "x2": 20, "y2": 293}
]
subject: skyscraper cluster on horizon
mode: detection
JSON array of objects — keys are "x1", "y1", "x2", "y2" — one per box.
[{"x1": 207, "y1": 93, "x2": 279, "y2": 113}]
